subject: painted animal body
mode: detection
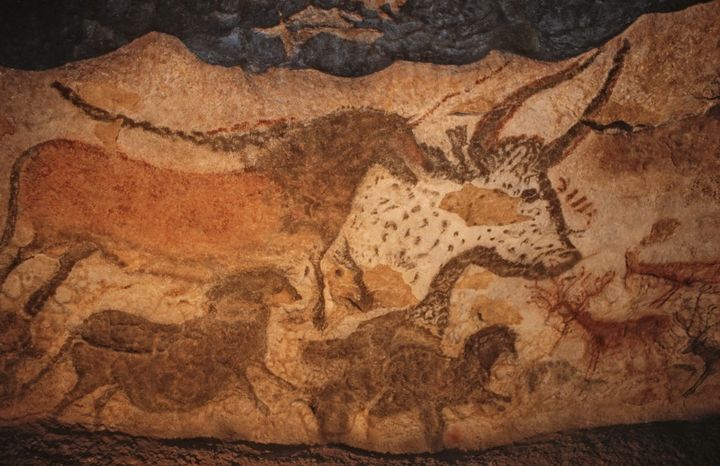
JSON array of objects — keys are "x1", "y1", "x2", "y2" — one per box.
[
  {"x1": 626, "y1": 249, "x2": 720, "y2": 305},
  {"x1": 303, "y1": 311, "x2": 516, "y2": 451},
  {"x1": 343, "y1": 42, "x2": 630, "y2": 330},
  {"x1": 1, "y1": 42, "x2": 628, "y2": 332},
  {"x1": 1, "y1": 109, "x2": 423, "y2": 324},
  {"x1": 530, "y1": 270, "x2": 671, "y2": 374},
  {"x1": 5, "y1": 269, "x2": 301, "y2": 416},
  {"x1": 570, "y1": 308, "x2": 670, "y2": 373}
]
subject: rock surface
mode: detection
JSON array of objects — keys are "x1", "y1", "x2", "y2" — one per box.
[
  {"x1": 0, "y1": 0, "x2": 719, "y2": 458},
  {"x1": 0, "y1": 0, "x2": 712, "y2": 75},
  {"x1": 1, "y1": 418, "x2": 719, "y2": 465}
]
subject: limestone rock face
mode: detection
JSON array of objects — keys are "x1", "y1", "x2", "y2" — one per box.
[{"x1": 0, "y1": 1, "x2": 719, "y2": 456}]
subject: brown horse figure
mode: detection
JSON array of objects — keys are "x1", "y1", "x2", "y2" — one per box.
[
  {"x1": 2, "y1": 269, "x2": 302, "y2": 419},
  {"x1": 303, "y1": 311, "x2": 516, "y2": 451}
]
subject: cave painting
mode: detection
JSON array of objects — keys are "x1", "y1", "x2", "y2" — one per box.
[
  {"x1": 528, "y1": 269, "x2": 672, "y2": 374},
  {"x1": 303, "y1": 311, "x2": 516, "y2": 450},
  {"x1": 0, "y1": 42, "x2": 630, "y2": 429},
  {"x1": 1, "y1": 269, "x2": 301, "y2": 419},
  {"x1": 3, "y1": 29, "x2": 717, "y2": 453},
  {"x1": 1, "y1": 43, "x2": 628, "y2": 334}
]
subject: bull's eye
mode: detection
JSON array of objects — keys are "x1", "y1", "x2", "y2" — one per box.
[{"x1": 521, "y1": 188, "x2": 539, "y2": 202}]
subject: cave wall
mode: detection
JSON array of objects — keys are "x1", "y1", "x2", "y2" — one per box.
[
  {"x1": 0, "y1": 0, "x2": 719, "y2": 459},
  {"x1": 0, "y1": 0, "x2": 713, "y2": 74}
]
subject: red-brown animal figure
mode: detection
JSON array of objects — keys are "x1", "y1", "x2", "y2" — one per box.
[
  {"x1": 626, "y1": 249, "x2": 720, "y2": 306},
  {"x1": 0, "y1": 110, "x2": 424, "y2": 327},
  {"x1": 0, "y1": 42, "x2": 628, "y2": 332},
  {"x1": 529, "y1": 269, "x2": 671, "y2": 373}
]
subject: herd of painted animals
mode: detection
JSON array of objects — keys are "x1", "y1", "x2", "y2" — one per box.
[{"x1": 0, "y1": 40, "x2": 718, "y2": 451}]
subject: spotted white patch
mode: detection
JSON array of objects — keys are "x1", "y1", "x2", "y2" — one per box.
[{"x1": 341, "y1": 163, "x2": 573, "y2": 300}]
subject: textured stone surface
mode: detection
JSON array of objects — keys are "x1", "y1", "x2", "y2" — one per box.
[
  {"x1": 0, "y1": 0, "x2": 711, "y2": 75},
  {"x1": 1, "y1": 418, "x2": 719, "y2": 465},
  {"x1": 0, "y1": 0, "x2": 719, "y2": 458}
]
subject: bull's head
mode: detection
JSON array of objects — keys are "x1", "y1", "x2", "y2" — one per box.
[{"x1": 419, "y1": 41, "x2": 630, "y2": 279}]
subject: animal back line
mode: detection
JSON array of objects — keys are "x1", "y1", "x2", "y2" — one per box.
[{"x1": 50, "y1": 81, "x2": 290, "y2": 153}]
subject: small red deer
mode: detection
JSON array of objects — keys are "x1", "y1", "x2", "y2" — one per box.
[{"x1": 529, "y1": 269, "x2": 671, "y2": 373}]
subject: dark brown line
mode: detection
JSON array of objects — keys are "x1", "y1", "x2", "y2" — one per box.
[
  {"x1": 541, "y1": 40, "x2": 630, "y2": 167},
  {"x1": 0, "y1": 143, "x2": 47, "y2": 250},
  {"x1": 50, "y1": 81, "x2": 289, "y2": 154},
  {"x1": 468, "y1": 48, "x2": 602, "y2": 157},
  {"x1": 571, "y1": 196, "x2": 588, "y2": 208},
  {"x1": 24, "y1": 243, "x2": 97, "y2": 316}
]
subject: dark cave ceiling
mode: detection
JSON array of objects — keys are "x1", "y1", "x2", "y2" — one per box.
[{"x1": 0, "y1": 0, "x2": 712, "y2": 76}]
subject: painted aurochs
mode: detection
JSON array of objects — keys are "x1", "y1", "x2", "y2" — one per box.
[{"x1": 0, "y1": 42, "x2": 629, "y2": 334}]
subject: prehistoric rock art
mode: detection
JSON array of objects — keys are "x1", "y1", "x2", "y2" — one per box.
[
  {"x1": 1, "y1": 42, "x2": 627, "y2": 333},
  {"x1": 626, "y1": 250, "x2": 720, "y2": 305},
  {"x1": 528, "y1": 269, "x2": 671, "y2": 374},
  {"x1": 341, "y1": 42, "x2": 631, "y2": 330},
  {"x1": 674, "y1": 285, "x2": 720, "y2": 396},
  {"x1": 3, "y1": 269, "x2": 301, "y2": 418},
  {"x1": 555, "y1": 177, "x2": 597, "y2": 228},
  {"x1": 0, "y1": 311, "x2": 35, "y2": 402},
  {"x1": 1, "y1": 1, "x2": 719, "y2": 456},
  {"x1": 0, "y1": 112, "x2": 424, "y2": 329},
  {"x1": 303, "y1": 310, "x2": 516, "y2": 451}
]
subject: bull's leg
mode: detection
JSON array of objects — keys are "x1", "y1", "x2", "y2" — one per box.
[
  {"x1": 0, "y1": 144, "x2": 50, "y2": 287},
  {"x1": 51, "y1": 339, "x2": 120, "y2": 418},
  {"x1": 1, "y1": 325, "x2": 77, "y2": 408},
  {"x1": 542, "y1": 40, "x2": 630, "y2": 167},
  {"x1": 469, "y1": 50, "x2": 601, "y2": 156},
  {"x1": 54, "y1": 369, "x2": 110, "y2": 416},
  {"x1": 24, "y1": 242, "x2": 97, "y2": 316},
  {"x1": 0, "y1": 146, "x2": 40, "y2": 254}
]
